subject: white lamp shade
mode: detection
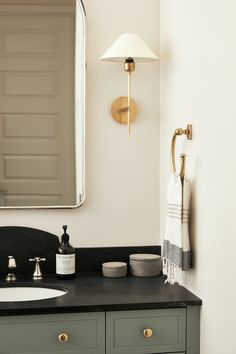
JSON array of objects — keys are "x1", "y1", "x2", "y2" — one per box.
[{"x1": 100, "y1": 33, "x2": 159, "y2": 63}]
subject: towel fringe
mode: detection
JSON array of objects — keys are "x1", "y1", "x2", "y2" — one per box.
[{"x1": 163, "y1": 257, "x2": 183, "y2": 285}]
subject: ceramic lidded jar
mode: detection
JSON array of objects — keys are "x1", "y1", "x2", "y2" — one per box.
[
  {"x1": 129, "y1": 253, "x2": 162, "y2": 277},
  {"x1": 102, "y1": 261, "x2": 127, "y2": 278}
]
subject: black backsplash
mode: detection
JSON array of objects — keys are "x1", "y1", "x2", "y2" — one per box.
[
  {"x1": 76, "y1": 246, "x2": 161, "y2": 272},
  {"x1": 0, "y1": 226, "x2": 161, "y2": 276},
  {"x1": 0, "y1": 226, "x2": 59, "y2": 276}
]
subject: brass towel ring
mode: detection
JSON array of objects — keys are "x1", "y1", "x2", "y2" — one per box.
[{"x1": 171, "y1": 124, "x2": 192, "y2": 179}]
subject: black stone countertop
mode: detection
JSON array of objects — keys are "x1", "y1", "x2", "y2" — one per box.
[{"x1": 0, "y1": 273, "x2": 202, "y2": 316}]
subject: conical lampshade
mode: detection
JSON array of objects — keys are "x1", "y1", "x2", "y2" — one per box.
[{"x1": 100, "y1": 33, "x2": 159, "y2": 62}]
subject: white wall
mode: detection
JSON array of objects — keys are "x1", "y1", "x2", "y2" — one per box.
[
  {"x1": 0, "y1": 0, "x2": 160, "y2": 247},
  {"x1": 160, "y1": 1, "x2": 236, "y2": 353}
]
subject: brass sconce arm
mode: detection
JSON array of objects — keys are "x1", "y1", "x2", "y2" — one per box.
[{"x1": 100, "y1": 33, "x2": 159, "y2": 135}]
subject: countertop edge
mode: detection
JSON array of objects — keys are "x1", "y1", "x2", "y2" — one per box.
[{"x1": 0, "y1": 273, "x2": 202, "y2": 316}]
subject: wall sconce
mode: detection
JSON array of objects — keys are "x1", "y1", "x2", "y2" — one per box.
[{"x1": 100, "y1": 33, "x2": 159, "y2": 135}]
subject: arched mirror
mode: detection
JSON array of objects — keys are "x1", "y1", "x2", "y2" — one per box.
[{"x1": 0, "y1": 0, "x2": 86, "y2": 209}]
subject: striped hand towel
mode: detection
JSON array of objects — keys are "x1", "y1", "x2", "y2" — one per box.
[{"x1": 163, "y1": 174, "x2": 191, "y2": 285}]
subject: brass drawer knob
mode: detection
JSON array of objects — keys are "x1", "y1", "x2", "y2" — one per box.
[
  {"x1": 143, "y1": 328, "x2": 153, "y2": 338},
  {"x1": 58, "y1": 333, "x2": 69, "y2": 343}
]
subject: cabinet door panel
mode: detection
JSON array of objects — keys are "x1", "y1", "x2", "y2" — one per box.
[
  {"x1": 106, "y1": 308, "x2": 186, "y2": 354},
  {"x1": 0, "y1": 312, "x2": 105, "y2": 354}
]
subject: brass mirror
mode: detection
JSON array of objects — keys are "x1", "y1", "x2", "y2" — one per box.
[{"x1": 0, "y1": 0, "x2": 86, "y2": 208}]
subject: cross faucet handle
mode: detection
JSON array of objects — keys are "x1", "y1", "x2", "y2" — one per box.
[{"x1": 29, "y1": 257, "x2": 46, "y2": 280}]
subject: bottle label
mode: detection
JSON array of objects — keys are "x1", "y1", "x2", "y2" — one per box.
[{"x1": 56, "y1": 254, "x2": 75, "y2": 275}]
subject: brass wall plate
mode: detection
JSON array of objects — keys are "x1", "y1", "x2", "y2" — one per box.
[{"x1": 111, "y1": 96, "x2": 137, "y2": 125}]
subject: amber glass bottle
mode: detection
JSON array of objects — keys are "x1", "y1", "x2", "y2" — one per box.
[{"x1": 56, "y1": 225, "x2": 75, "y2": 279}]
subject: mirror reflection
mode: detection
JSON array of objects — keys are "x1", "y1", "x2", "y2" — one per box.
[{"x1": 0, "y1": 0, "x2": 85, "y2": 208}]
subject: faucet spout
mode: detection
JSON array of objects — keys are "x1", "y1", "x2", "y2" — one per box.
[{"x1": 6, "y1": 256, "x2": 17, "y2": 281}]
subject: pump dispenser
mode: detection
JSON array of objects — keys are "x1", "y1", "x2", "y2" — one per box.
[{"x1": 56, "y1": 225, "x2": 75, "y2": 279}]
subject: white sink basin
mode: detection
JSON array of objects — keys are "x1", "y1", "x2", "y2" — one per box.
[{"x1": 0, "y1": 286, "x2": 67, "y2": 302}]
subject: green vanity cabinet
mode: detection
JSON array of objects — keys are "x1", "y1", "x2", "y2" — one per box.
[
  {"x1": 0, "y1": 307, "x2": 200, "y2": 354},
  {"x1": 0, "y1": 312, "x2": 105, "y2": 354}
]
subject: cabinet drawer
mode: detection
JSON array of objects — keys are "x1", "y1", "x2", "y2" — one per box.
[
  {"x1": 106, "y1": 308, "x2": 186, "y2": 354},
  {"x1": 0, "y1": 312, "x2": 105, "y2": 354}
]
